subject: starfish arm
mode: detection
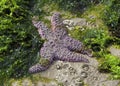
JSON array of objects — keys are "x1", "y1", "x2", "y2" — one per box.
[
  {"x1": 55, "y1": 47, "x2": 89, "y2": 63},
  {"x1": 51, "y1": 12, "x2": 64, "y2": 30},
  {"x1": 29, "y1": 46, "x2": 55, "y2": 73},
  {"x1": 29, "y1": 63, "x2": 49, "y2": 74},
  {"x1": 32, "y1": 20, "x2": 53, "y2": 40},
  {"x1": 63, "y1": 35, "x2": 84, "y2": 52}
]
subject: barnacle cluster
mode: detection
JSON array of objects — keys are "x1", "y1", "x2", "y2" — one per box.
[{"x1": 29, "y1": 12, "x2": 91, "y2": 74}]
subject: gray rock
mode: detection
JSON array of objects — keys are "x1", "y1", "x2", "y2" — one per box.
[
  {"x1": 38, "y1": 56, "x2": 119, "y2": 86},
  {"x1": 63, "y1": 20, "x2": 74, "y2": 27},
  {"x1": 63, "y1": 18, "x2": 99, "y2": 31},
  {"x1": 109, "y1": 46, "x2": 120, "y2": 58},
  {"x1": 70, "y1": 18, "x2": 87, "y2": 26},
  {"x1": 36, "y1": 81, "x2": 58, "y2": 86},
  {"x1": 99, "y1": 80, "x2": 120, "y2": 86},
  {"x1": 9, "y1": 56, "x2": 120, "y2": 86}
]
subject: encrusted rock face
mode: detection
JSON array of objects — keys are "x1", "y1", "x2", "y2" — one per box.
[
  {"x1": 29, "y1": 13, "x2": 91, "y2": 74},
  {"x1": 9, "y1": 58, "x2": 120, "y2": 86},
  {"x1": 37, "y1": 58, "x2": 120, "y2": 86}
]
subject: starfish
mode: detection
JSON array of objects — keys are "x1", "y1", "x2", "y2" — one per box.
[{"x1": 29, "y1": 13, "x2": 91, "y2": 74}]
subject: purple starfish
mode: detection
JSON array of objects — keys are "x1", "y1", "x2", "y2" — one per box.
[{"x1": 29, "y1": 13, "x2": 91, "y2": 74}]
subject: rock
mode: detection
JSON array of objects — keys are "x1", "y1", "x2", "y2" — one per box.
[
  {"x1": 99, "y1": 80, "x2": 120, "y2": 86},
  {"x1": 10, "y1": 79, "x2": 34, "y2": 86},
  {"x1": 109, "y1": 46, "x2": 120, "y2": 58},
  {"x1": 63, "y1": 20, "x2": 74, "y2": 27},
  {"x1": 9, "y1": 54, "x2": 120, "y2": 86},
  {"x1": 36, "y1": 81, "x2": 58, "y2": 86},
  {"x1": 11, "y1": 81, "x2": 20, "y2": 86},
  {"x1": 38, "y1": 56, "x2": 120, "y2": 86},
  {"x1": 66, "y1": 26, "x2": 74, "y2": 30},
  {"x1": 21, "y1": 79, "x2": 34, "y2": 86},
  {"x1": 70, "y1": 18, "x2": 87, "y2": 26},
  {"x1": 10, "y1": 56, "x2": 120, "y2": 86},
  {"x1": 63, "y1": 18, "x2": 99, "y2": 31},
  {"x1": 9, "y1": 57, "x2": 120, "y2": 86},
  {"x1": 63, "y1": 20, "x2": 75, "y2": 30}
]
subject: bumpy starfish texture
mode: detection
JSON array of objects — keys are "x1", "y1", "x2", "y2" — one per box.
[{"x1": 29, "y1": 13, "x2": 91, "y2": 74}]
